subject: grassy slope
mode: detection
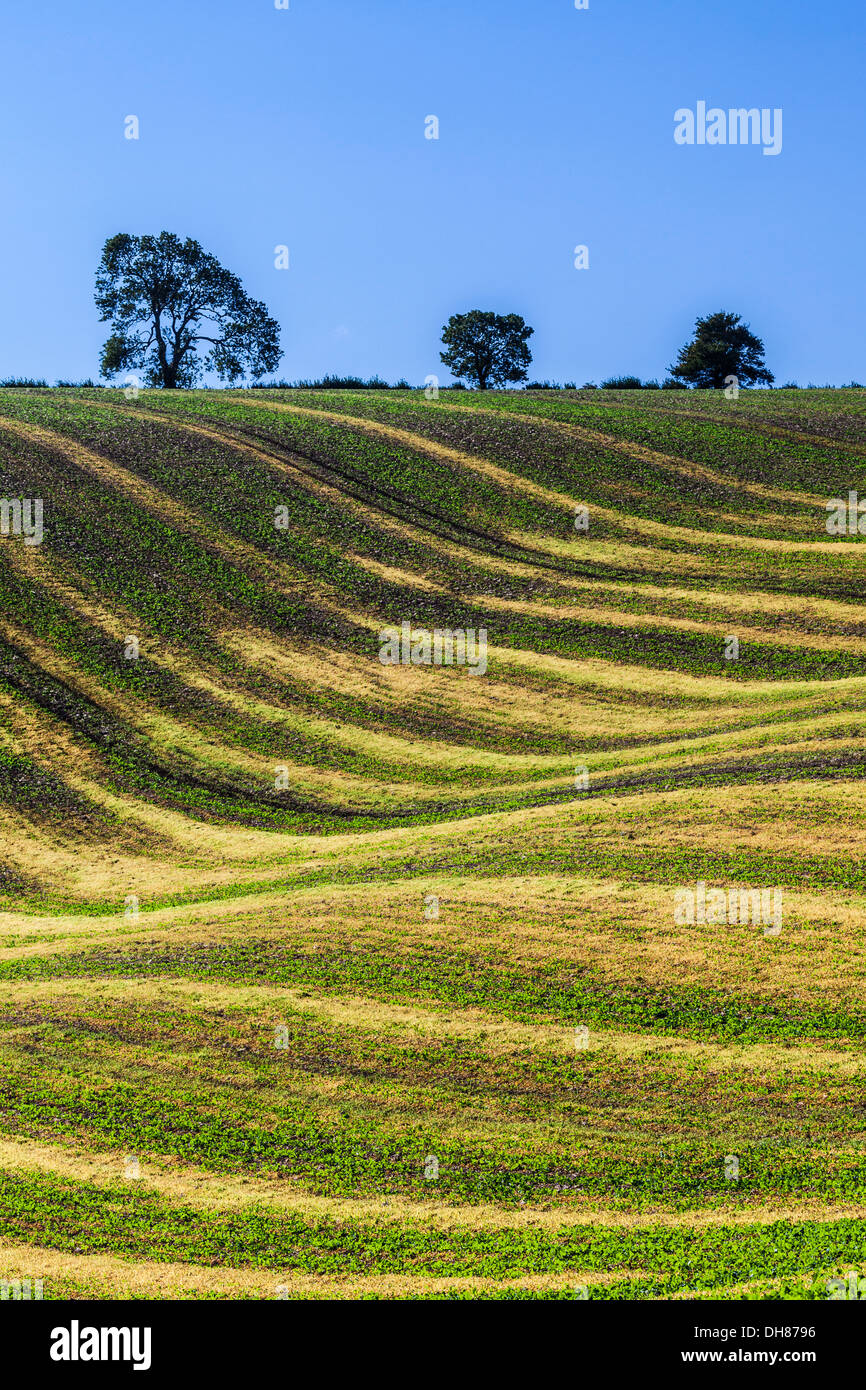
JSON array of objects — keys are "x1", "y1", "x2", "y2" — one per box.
[{"x1": 0, "y1": 385, "x2": 864, "y2": 1299}]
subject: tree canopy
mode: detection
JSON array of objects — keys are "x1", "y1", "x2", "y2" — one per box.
[
  {"x1": 440, "y1": 310, "x2": 533, "y2": 390},
  {"x1": 95, "y1": 232, "x2": 282, "y2": 388},
  {"x1": 668, "y1": 311, "x2": 773, "y2": 389}
]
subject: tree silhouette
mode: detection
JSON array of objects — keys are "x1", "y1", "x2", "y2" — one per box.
[
  {"x1": 669, "y1": 311, "x2": 773, "y2": 389},
  {"x1": 440, "y1": 310, "x2": 533, "y2": 390},
  {"x1": 95, "y1": 232, "x2": 281, "y2": 388}
]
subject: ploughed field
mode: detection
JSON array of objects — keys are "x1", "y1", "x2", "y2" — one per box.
[{"x1": 0, "y1": 384, "x2": 865, "y2": 1299}]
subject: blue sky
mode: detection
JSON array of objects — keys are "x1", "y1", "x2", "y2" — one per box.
[{"x1": 1, "y1": 0, "x2": 863, "y2": 385}]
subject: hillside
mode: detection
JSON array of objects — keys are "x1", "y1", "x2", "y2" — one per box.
[{"x1": 1, "y1": 385, "x2": 865, "y2": 1299}]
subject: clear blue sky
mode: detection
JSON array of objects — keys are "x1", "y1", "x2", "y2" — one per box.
[{"x1": 1, "y1": 0, "x2": 863, "y2": 386}]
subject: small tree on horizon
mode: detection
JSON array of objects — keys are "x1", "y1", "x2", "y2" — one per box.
[
  {"x1": 95, "y1": 232, "x2": 282, "y2": 388},
  {"x1": 440, "y1": 310, "x2": 533, "y2": 390},
  {"x1": 669, "y1": 311, "x2": 774, "y2": 389}
]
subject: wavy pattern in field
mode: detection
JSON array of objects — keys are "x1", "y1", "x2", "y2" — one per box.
[{"x1": 0, "y1": 385, "x2": 864, "y2": 1300}]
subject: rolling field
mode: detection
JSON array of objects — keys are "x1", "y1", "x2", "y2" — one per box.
[{"x1": 1, "y1": 384, "x2": 865, "y2": 1300}]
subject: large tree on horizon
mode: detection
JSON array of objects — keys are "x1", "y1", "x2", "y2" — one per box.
[
  {"x1": 95, "y1": 232, "x2": 282, "y2": 388},
  {"x1": 440, "y1": 310, "x2": 533, "y2": 390},
  {"x1": 669, "y1": 310, "x2": 774, "y2": 389}
]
